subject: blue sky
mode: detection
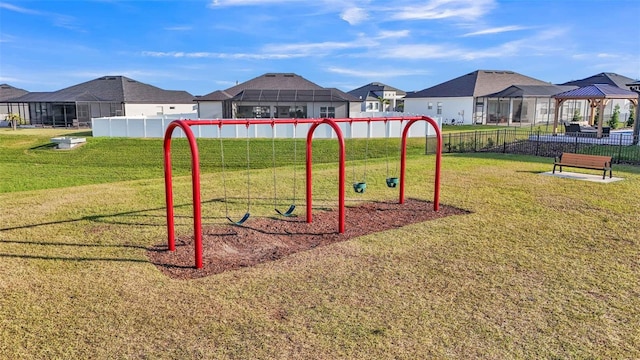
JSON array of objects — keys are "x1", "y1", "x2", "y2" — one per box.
[{"x1": 1, "y1": 0, "x2": 638, "y2": 96}]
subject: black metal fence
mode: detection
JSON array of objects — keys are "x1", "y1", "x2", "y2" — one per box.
[{"x1": 427, "y1": 129, "x2": 640, "y2": 165}]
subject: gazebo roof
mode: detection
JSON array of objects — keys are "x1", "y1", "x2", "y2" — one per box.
[
  {"x1": 485, "y1": 84, "x2": 576, "y2": 98},
  {"x1": 553, "y1": 84, "x2": 638, "y2": 100}
]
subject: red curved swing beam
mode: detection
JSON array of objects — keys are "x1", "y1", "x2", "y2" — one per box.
[
  {"x1": 399, "y1": 116, "x2": 442, "y2": 210},
  {"x1": 163, "y1": 118, "x2": 347, "y2": 269},
  {"x1": 306, "y1": 118, "x2": 346, "y2": 233}
]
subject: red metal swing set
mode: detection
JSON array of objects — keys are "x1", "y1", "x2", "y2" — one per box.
[{"x1": 163, "y1": 116, "x2": 442, "y2": 269}]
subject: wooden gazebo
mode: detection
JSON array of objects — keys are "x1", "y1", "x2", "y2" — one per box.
[{"x1": 552, "y1": 84, "x2": 638, "y2": 138}]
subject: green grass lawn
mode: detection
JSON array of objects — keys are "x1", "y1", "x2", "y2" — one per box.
[{"x1": 1, "y1": 129, "x2": 639, "y2": 358}]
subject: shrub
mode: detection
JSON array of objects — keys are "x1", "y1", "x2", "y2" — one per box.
[
  {"x1": 571, "y1": 109, "x2": 582, "y2": 122},
  {"x1": 4, "y1": 113, "x2": 24, "y2": 129},
  {"x1": 627, "y1": 108, "x2": 635, "y2": 128},
  {"x1": 608, "y1": 104, "x2": 620, "y2": 129}
]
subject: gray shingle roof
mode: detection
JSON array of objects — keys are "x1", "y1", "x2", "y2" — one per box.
[
  {"x1": 231, "y1": 88, "x2": 358, "y2": 102},
  {"x1": 559, "y1": 72, "x2": 637, "y2": 90},
  {"x1": 8, "y1": 76, "x2": 194, "y2": 103},
  {"x1": 405, "y1": 70, "x2": 550, "y2": 98},
  {"x1": 484, "y1": 85, "x2": 577, "y2": 98},
  {"x1": 347, "y1": 82, "x2": 406, "y2": 100},
  {"x1": 198, "y1": 73, "x2": 325, "y2": 101},
  {"x1": 553, "y1": 84, "x2": 639, "y2": 100},
  {"x1": 0, "y1": 84, "x2": 29, "y2": 101}
]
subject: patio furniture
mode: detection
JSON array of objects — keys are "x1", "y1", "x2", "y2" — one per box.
[{"x1": 564, "y1": 123, "x2": 610, "y2": 137}]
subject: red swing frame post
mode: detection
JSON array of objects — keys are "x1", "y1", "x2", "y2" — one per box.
[{"x1": 399, "y1": 116, "x2": 442, "y2": 210}]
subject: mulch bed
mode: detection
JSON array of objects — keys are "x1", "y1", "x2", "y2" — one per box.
[{"x1": 147, "y1": 198, "x2": 470, "y2": 280}]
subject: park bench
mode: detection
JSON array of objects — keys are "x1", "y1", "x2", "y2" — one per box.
[{"x1": 553, "y1": 153, "x2": 612, "y2": 179}]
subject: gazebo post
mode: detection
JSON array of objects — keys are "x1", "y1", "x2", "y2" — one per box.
[
  {"x1": 552, "y1": 98, "x2": 564, "y2": 135},
  {"x1": 594, "y1": 99, "x2": 610, "y2": 139},
  {"x1": 627, "y1": 81, "x2": 640, "y2": 145},
  {"x1": 588, "y1": 100, "x2": 597, "y2": 126}
]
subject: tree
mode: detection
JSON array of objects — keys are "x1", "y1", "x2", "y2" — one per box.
[
  {"x1": 571, "y1": 109, "x2": 582, "y2": 122},
  {"x1": 377, "y1": 96, "x2": 390, "y2": 112},
  {"x1": 608, "y1": 104, "x2": 620, "y2": 129},
  {"x1": 627, "y1": 107, "x2": 635, "y2": 128},
  {"x1": 5, "y1": 113, "x2": 23, "y2": 131}
]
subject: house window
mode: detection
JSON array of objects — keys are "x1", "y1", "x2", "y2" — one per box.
[
  {"x1": 320, "y1": 106, "x2": 335, "y2": 118},
  {"x1": 374, "y1": 102, "x2": 379, "y2": 110},
  {"x1": 428, "y1": 103, "x2": 433, "y2": 110},
  {"x1": 367, "y1": 103, "x2": 373, "y2": 110},
  {"x1": 437, "y1": 102, "x2": 443, "y2": 115},
  {"x1": 169, "y1": 106, "x2": 175, "y2": 110},
  {"x1": 237, "y1": 106, "x2": 271, "y2": 118},
  {"x1": 288, "y1": 105, "x2": 307, "y2": 118}
]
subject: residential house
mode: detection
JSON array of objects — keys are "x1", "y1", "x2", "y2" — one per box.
[
  {"x1": 0, "y1": 84, "x2": 29, "y2": 124},
  {"x1": 404, "y1": 70, "x2": 551, "y2": 125},
  {"x1": 195, "y1": 73, "x2": 361, "y2": 119},
  {"x1": 347, "y1": 82, "x2": 406, "y2": 113},
  {"x1": 6, "y1": 76, "x2": 195, "y2": 127}
]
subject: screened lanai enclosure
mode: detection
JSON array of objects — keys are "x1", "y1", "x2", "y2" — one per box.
[
  {"x1": 25, "y1": 101, "x2": 123, "y2": 127},
  {"x1": 479, "y1": 85, "x2": 586, "y2": 126}
]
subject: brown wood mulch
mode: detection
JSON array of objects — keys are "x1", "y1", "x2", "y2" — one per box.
[{"x1": 147, "y1": 198, "x2": 470, "y2": 280}]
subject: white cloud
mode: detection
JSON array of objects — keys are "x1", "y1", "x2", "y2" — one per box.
[
  {"x1": 164, "y1": 26, "x2": 193, "y2": 31},
  {"x1": 391, "y1": 0, "x2": 496, "y2": 21},
  {"x1": 0, "y1": 3, "x2": 41, "y2": 15},
  {"x1": 376, "y1": 30, "x2": 411, "y2": 39},
  {"x1": 0, "y1": 2, "x2": 80, "y2": 31},
  {"x1": 0, "y1": 75, "x2": 21, "y2": 83},
  {"x1": 210, "y1": 0, "x2": 304, "y2": 6},
  {"x1": 341, "y1": 7, "x2": 368, "y2": 25},
  {"x1": 326, "y1": 66, "x2": 430, "y2": 78},
  {"x1": 376, "y1": 44, "x2": 464, "y2": 60},
  {"x1": 264, "y1": 40, "x2": 368, "y2": 56},
  {"x1": 462, "y1": 25, "x2": 529, "y2": 37},
  {"x1": 141, "y1": 51, "x2": 304, "y2": 60},
  {"x1": 208, "y1": 0, "x2": 494, "y2": 26}
]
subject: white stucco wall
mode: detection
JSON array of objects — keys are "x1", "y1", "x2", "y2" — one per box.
[
  {"x1": 124, "y1": 103, "x2": 196, "y2": 116},
  {"x1": 404, "y1": 97, "x2": 474, "y2": 125}
]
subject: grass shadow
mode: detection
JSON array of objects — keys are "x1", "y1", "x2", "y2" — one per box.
[
  {"x1": 29, "y1": 142, "x2": 58, "y2": 150},
  {"x1": 0, "y1": 198, "x2": 227, "y2": 232}
]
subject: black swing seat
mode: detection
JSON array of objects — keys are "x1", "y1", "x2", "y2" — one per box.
[
  {"x1": 386, "y1": 177, "x2": 399, "y2": 188},
  {"x1": 227, "y1": 212, "x2": 250, "y2": 225},
  {"x1": 353, "y1": 182, "x2": 367, "y2": 193},
  {"x1": 275, "y1": 204, "x2": 296, "y2": 217}
]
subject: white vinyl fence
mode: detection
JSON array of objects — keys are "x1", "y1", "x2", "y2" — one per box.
[{"x1": 91, "y1": 114, "x2": 443, "y2": 139}]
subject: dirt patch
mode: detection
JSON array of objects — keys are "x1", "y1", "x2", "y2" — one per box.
[{"x1": 147, "y1": 198, "x2": 470, "y2": 280}]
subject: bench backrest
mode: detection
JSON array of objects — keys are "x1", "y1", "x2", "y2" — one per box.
[
  {"x1": 566, "y1": 123, "x2": 581, "y2": 133},
  {"x1": 560, "y1": 153, "x2": 611, "y2": 167}
]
